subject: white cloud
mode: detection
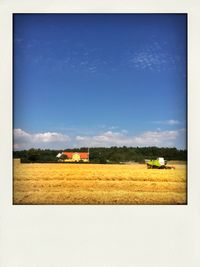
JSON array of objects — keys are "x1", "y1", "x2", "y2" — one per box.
[
  {"x1": 166, "y1": 120, "x2": 180, "y2": 125},
  {"x1": 14, "y1": 129, "x2": 70, "y2": 150},
  {"x1": 153, "y1": 119, "x2": 180, "y2": 125},
  {"x1": 134, "y1": 130, "x2": 179, "y2": 146},
  {"x1": 34, "y1": 132, "x2": 69, "y2": 143},
  {"x1": 126, "y1": 41, "x2": 181, "y2": 72},
  {"x1": 14, "y1": 128, "x2": 31, "y2": 140}
]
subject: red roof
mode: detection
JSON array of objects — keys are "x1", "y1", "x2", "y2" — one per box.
[{"x1": 63, "y1": 152, "x2": 89, "y2": 159}]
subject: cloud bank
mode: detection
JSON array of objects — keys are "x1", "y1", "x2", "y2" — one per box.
[
  {"x1": 14, "y1": 129, "x2": 70, "y2": 150},
  {"x1": 14, "y1": 128, "x2": 186, "y2": 150}
]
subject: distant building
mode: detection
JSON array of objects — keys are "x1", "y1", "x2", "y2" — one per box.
[{"x1": 56, "y1": 151, "x2": 89, "y2": 162}]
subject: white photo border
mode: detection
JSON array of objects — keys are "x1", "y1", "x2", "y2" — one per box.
[{"x1": 0, "y1": 1, "x2": 200, "y2": 266}]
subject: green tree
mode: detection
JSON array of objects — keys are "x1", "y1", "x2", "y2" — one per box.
[{"x1": 27, "y1": 148, "x2": 40, "y2": 163}]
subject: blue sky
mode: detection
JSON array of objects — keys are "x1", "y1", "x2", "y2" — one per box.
[{"x1": 14, "y1": 14, "x2": 187, "y2": 150}]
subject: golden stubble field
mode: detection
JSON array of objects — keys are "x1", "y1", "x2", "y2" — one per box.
[{"x1": 13, "y1": 161, "x2": 187, "y2": 205}]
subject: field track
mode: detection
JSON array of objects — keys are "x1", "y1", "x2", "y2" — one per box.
[{"x1": 13, "y1": 161, "x2": 187, "y2": 205}]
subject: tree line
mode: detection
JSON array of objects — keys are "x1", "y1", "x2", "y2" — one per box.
[{"x1": 13, "y1": 146, "x2": 187, "y2": 164}]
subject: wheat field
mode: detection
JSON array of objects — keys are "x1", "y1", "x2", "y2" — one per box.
[{"x1": 13, "y1": 161, "x2": 187, "y2": 205}]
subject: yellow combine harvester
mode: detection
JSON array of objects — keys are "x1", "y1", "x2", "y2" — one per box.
[{"x1": 146, "y1": 157, "x2": 175, "y2": 169}]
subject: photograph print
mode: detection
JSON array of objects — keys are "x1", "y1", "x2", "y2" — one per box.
[{"x1": 13, "y1": 14, "x2": 187, "y2": 205}]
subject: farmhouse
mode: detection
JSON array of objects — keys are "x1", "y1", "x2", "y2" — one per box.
[{"x1": 56, "y1": 151, "x2": 89, "y2": 162}]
